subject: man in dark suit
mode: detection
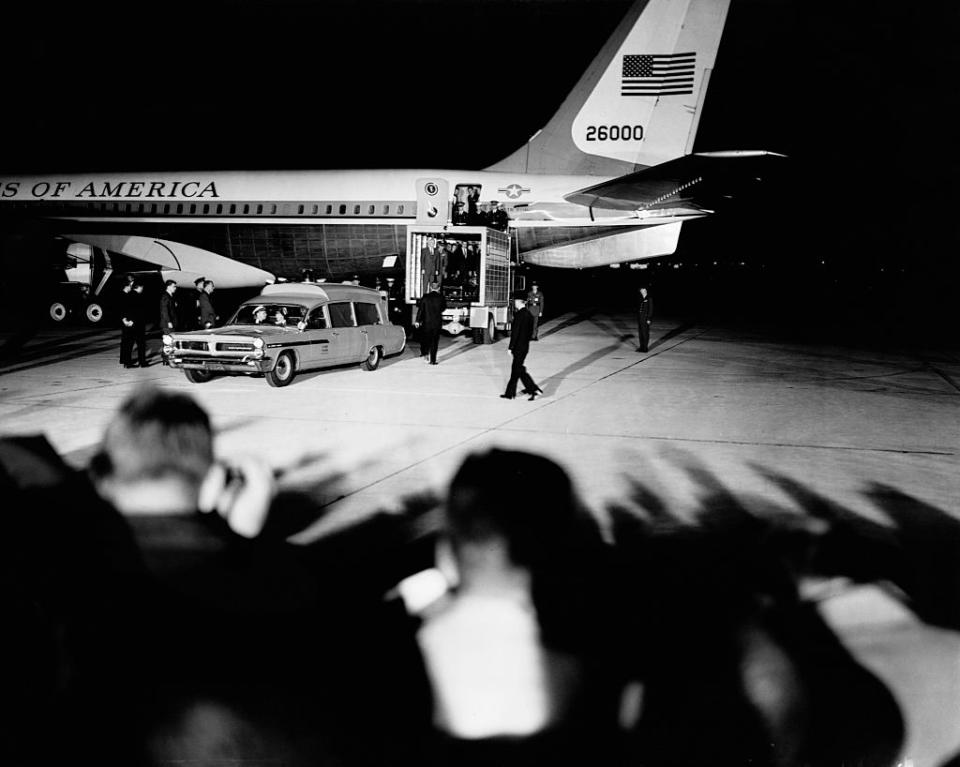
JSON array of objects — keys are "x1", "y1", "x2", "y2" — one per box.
[
  {"x1": 119, "y1": 276, "x2": 137, "y2": 367},
  {"x1": 414, "y1": 282, "x2": 446, "y2": 365},
  {"x1": 637, "y1": 286, "x2": 653, "y2": 352},
  {"x1": 501, "y1": 297, "x2": 542, "y2": 401}
]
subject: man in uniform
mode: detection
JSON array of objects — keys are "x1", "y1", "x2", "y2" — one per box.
[
  {"x1": 501, "y1": 297, "x2": 542, "y2": 401},
  {"x1": 526, "y1": 281, "x2": 545, "y2": 340},
  {"x1": 159, "y1": 280, "x2": 178, "y2": 333},
  {"x1": 199, "y1": 280, "x2": 217, "y2": 329},
  {"x1": 489, "y1": 201, "x2": 509, "y2": 231},
  {"x1": 637, "y1": 286, "x2": 653, "y2": 352},
  {"x1": 415, "y1": 282, "x2": 446, "y2": 365}
]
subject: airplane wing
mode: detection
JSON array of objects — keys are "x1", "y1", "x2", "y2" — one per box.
[{"x1": 564, "y1": 150, "x2": 787, "y2": 214}]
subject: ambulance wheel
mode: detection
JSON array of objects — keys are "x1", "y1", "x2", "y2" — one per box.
[
  {"x1": 266, "y1": 351, "x2": 296, "y2": 387},
  {"x1": 184, "y1": 369, "x2": 213, "y2": 384},
  {"x1": 49, "y1": 301, "x2": 69, "y2": 323},
  {"x1": 363, "y1": 345, "x2": 382, "y2": 371},
  {"x1": 84, "y1": 302, "x2": 105, "y2": 325}
]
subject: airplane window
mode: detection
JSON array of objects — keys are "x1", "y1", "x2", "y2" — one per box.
[
  {"x1": 203, "y1": 204, "x2": 209, "y2": 214},
  {"x1": 257, "y1": 204, "x2": 263, "y2": 214},
  {"x1": 190, "y1": 204, "x2": 196, "y2": 214},
  {"x1": 325, "y1": 205, "x2": 331, "y2": 214},
  {"x1": 270, "y1": 204, "x2": 277, "y2": 214},
  {"x1": 177, "y1": 204, "x2": 184, "y2": 214},
  {"x1": 339, "y1": 205, "x2": 346, "y2": 215},
  {"x1": 398, "y1": 205, "x2": 404, "y2": 214},
  {"x1": 164, "y1": 204, "x2": 171, "y2": 214},
  {"x1": 312, "y1": 204, "x2": 318, "y2": 214},
  {"x1": 243, "y1": 204, "x2": 250, "y2": 214},
  {"x1": 368, "y1": 205, "x2": 375, "y2": 215},
  {"x1": 353, "y1": 204, "x2": 360, "y2": 215},
  {"x1": 150, "y1": 204, "x2": 157, "y2": 214},
  {"x1": 298, "y1": 204, "x2": 304, "y2": 215},
  {"x1": 383, "y1": 205, "x2": 389, "y2": 215}
]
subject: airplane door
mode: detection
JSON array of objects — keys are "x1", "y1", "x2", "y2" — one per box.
[{"x1": 416, "y1": 178, "x2": 449, "y2": 224}]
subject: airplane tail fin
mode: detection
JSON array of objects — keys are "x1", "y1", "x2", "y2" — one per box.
[{"x1": 486, "y1": 0, "x2": 731, "y2": 176}]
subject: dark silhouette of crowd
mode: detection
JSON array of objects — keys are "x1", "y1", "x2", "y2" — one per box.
[{"x1": 2, "y1": 385, "x2": 959, "y2": 766}]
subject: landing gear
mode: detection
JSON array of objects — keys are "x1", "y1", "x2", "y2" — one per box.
[
  {"x1": 84, "y1": 302, "x2": 105, "y2": 325},
  {"x1": 49, "y1": 302, "x2": 69, "y2": 323}
]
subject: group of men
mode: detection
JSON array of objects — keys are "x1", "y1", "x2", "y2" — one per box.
[
  {"x1": 450, "y1": 186, "x2": 510, "y2": 231},
  {"x1": 128, "y1": 276, "x2": 218, "y2": 367},
  {"x1": 419, "y1": 237, "x2": 481, "y2": 295}
]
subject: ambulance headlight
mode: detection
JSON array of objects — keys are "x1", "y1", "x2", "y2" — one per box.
[
  {"x1": 162, "y1": 334, "x2": 173, "y2": 346},
  {"x1": 253, "y1": 338, "x2": 264, "y2": 349}
]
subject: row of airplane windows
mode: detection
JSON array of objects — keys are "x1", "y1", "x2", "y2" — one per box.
[{"x1": 6, "y1": 201, "x2": 411, "y2": 217}]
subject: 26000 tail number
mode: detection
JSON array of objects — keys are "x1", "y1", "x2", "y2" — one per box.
[{"x1": 585, "y1": 125, "x2": 644, "y2": 141}]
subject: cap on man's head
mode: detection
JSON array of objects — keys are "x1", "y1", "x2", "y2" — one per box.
[
  {"x1": 253, "y1": 305, "x2": 266, "y2": 313},
  {"x1": 490, "y1": 200, "x2": 500, "y2": 206},
  {"x1": 194, "y1": 277, "x2": 206, "y2": 287},
  {"x1": 428, "y1": 282, "x2": 439, "y2": 291}
]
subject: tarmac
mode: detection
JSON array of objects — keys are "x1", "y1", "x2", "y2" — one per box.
[{"x1": 1, "y1": 310, "x2": 958, "y2": 765}]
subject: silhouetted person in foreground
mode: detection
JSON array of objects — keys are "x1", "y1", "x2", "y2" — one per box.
[
  {"x1": 396, "y1": 448, "x2": 630, "y2": 765},
  {"x1": 1, "y1": 386, "x2": 414, "y2": 766}
]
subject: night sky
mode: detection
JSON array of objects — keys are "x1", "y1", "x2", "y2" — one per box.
[{"x1": 4, "y1": 0, "x2": 959, "y2": 324}]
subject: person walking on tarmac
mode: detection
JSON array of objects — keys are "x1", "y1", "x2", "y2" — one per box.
[
  {"x1": 637, "y1": 285, "x2": 653, "y2": 352},
  {"x1": 415, "y1": 282, "x2": 446, "y2": 365},
  {"x1": 501, "y1": 297, "x2": 543, "y2": 401},
  {"x1": 526, "y1": 281, "x2": 545, "y2": 340}
]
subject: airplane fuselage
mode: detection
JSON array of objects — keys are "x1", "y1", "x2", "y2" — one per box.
[{"x1": 0, "y1": 169, "x2": 694, "y2": 279}]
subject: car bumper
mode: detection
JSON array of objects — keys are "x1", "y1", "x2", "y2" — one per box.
[{"x1": 166, "y1": 355, "x2": 274, "y2": 374}]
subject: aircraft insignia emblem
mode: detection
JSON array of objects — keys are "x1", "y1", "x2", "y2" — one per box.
[{"x1": 499, "y1": 184, "x2": 531, "y2": 199}]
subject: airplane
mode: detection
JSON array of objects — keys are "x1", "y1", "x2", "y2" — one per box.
[{"x1": 0, "y1": 0, "x2": 783, "y2": 300}]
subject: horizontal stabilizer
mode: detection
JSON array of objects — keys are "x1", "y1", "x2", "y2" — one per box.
[
  {"x1": 523, "y1": 224, "x2": 682, "y2": 269},
  {"x1": 564, "y1": 150, "x2": 787, "y2": 212}
]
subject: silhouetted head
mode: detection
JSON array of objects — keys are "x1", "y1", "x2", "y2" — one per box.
[
  {"x1": 445, "y1": 449, "x2": 606, "y2": 649},
  {"x1": 89, "y1": 385, "x2": 214, "y2": 514}
]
